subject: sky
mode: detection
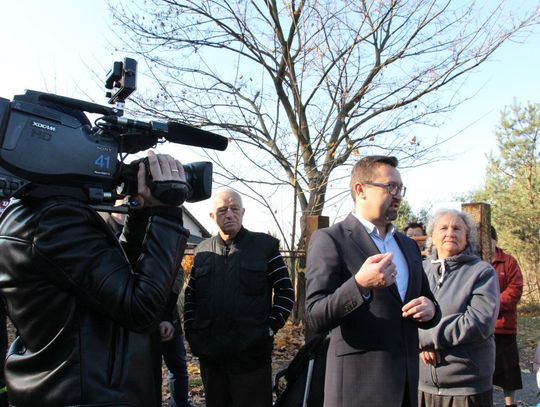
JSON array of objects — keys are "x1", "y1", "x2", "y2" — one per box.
[{"x1": 1, "y1": 0, "x2": 540, "y2": 235}]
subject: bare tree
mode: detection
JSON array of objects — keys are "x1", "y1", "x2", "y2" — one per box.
[{"x1": 109, "y1": 0, "x2": 539, "y2": 287}]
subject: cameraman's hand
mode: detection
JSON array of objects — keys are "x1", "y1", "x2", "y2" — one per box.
[{"x1": 135, "y1": 150, "x2": 186, "y2": 208}]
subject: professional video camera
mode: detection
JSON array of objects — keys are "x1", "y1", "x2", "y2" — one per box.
[{"x1": 0, "y1": 58, "x2": 228, "y2": 210}]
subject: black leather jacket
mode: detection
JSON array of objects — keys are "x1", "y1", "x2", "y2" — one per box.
[{"x1": 0, "y1": 197, "x2": 189, "y2": 407}]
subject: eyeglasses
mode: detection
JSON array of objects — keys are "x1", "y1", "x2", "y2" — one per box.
[{"x1": 361, "y1": 181, "x2": 406, "y2": 198}]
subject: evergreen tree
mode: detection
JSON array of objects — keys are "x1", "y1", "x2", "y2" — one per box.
[
  {"x1": 470, "y1": 101, "x2": 540, "y2": 302},
  {"x1": 396, "y1": 200, "x2": 414, "y2": 231}
]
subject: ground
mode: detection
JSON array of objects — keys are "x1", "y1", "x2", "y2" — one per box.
[
  {"x1": 5, "y1": 314, "x2": 539, "y2": 406},
  {"x1": 168, "y1": 314, "x2": 539, "y2": 407},
  {"x1": 164, "y1": 322, "x2": 305, "y2": 406}
]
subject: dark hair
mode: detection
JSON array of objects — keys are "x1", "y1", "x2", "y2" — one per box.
[
  {"x1": 350, "y1": 156, "x2": 398, "y2": 201},
  {"x1": 490, "y1": 225, "x2": 498, "y2": 241},
  {"x1": 404, "y1": 221, "x2": 425, "y2": 234}
]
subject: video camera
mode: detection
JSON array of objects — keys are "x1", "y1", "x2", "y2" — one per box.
[{"x1": 0, "y1": 58, "x2": 228, "y2": 210}]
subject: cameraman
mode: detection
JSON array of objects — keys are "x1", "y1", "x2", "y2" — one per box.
[{"x1": 0, "y1": 151, "x2": 189, "y2": 407}]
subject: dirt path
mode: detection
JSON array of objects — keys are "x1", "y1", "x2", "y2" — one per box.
[{"x1": 493, "y1": 369, "x2": 539, "y2": 407}]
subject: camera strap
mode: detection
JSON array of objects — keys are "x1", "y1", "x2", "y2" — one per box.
[{"x1": 13, "y1": 183, "x2": 107, "y2": 203}]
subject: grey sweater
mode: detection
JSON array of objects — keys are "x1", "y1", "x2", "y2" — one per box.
[{"x1": 418, "y1": 247, "x2": 500, "y2": 396}]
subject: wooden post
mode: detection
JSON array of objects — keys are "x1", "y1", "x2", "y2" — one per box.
[
  {"x1": 461, "y1": 202, "x2": 492, "y2": 261},
  {"x1": 305, "y1": 215, "x2": 330, "y2": 249}
]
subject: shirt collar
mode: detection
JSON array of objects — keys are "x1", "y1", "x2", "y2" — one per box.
[{"x1": 351, "y1": 212, "x2": 396, "y2": 239}]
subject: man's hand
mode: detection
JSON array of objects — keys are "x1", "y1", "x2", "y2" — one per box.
[
  {"x1": 402, "y1": 296, "x2": 436, "y2": 322},
  {"x1": 354, "y1": 252, "x2": 397, "y2": 289},
  {"x1": 420, "y1": 350, "x2": 440, "y2": 366},
  {"x1": 134, "y1": 150, "x2": 186, "y2": 208},
  {"x1": 159, "y1": 321, "x2": 175, "y2": 342}
]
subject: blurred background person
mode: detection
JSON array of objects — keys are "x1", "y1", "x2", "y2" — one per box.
[
  {"x1": 490, "y1": 226, "x2": 524, "y2": 407},
  {"x1": 418, "y1": 209, "x2": 500, "y2": 407},
  {"x1": 0, "y1": 295, "x2": 7, "y2": 407},
  {"x1": 405, "y1": 221, "x2": 427, "y2": 252},
  {"x1": 533, "y1": 340, "x2": 540, "y2": 396},
  {"x1": 159, "y1": 268, "x2": 191, "y2": 407},
  {"x1": 0, "y1": 200, "x2": 9, "y2": 407}
]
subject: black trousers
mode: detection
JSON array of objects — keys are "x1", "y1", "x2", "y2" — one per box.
[{"x1": 200, "y1": 360, "x2": 272, "y2": 407}]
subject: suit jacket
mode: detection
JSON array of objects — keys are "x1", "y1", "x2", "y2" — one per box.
[{"x1": 305, "y1": 214, "x2": 440, "y2": 407}]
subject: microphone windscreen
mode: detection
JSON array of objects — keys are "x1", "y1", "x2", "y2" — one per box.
[{"x1": 166, "y1": 122, "x2": 229, "y2": 151}]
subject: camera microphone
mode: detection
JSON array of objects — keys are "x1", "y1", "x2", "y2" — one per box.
[
  {"x1": 101, "y1": 117, "x2": 229, "y2": 151},
  {"x1": 165, "y1": 122, "x2": 229, "y2": 151}
]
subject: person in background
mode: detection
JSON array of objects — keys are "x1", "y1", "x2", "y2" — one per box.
[
  {"x1": 306, "y1": 155, "x2": 440, "y2": 407},
  {"x1": 405, "y1": 221, "x2": 426, "y2": 252},
  {"x1": 533, "y1": 340, "x2": 540, "y2": 395},
  {"x1": 490, "y1": 225, "x2": 524, "y2": 407},
  {"x1": 0, "y1": 199, "x2": 8, "y2": 407},
  {"x1": 0, "y1": 295, "x2": 7, "y2": 407},
  {"x1": 184, "y1": 189, "x2": 294, "y2": 407},
  {"x1": 160, "y1": 268, "x2": 191, "y2": 407},
  {"x1": 418, "y1": 209, "x2": 500, "y2": 407}
]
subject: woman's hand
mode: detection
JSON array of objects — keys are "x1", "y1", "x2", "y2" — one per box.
[
  {"x1": 420, "y1": 350, "x2": 440, "y2": 366},
  {"x1": 402, "y1": 296, "x2": 436, "y2": 322}
]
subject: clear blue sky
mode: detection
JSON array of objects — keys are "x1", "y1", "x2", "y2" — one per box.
[
  {"x1": 401, "y1": 22, "x2": 540, "y2": 217},
  {"x1": 1, "y1": 0, "x2": 540, "y2": 232}
]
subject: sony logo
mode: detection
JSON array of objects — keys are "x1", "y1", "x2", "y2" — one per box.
[{"x1": 32, "y1": 121, "x2": 56, "y2": 132}]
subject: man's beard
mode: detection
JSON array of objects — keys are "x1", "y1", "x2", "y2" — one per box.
[{"x1": 383, "y1": 202, "x2": 399, "y2": 222}]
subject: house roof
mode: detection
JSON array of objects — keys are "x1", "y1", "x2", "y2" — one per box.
[{"x1": 183, "y1": 206, "x2": 211, "y2": 245}]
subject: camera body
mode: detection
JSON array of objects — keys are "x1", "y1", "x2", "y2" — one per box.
[
  {"x1": 0, "y1": 94, "x2": 119, "y2": 198},
  {"x1": 0, "y1": 58, "x2": 227, "y2": 207}
]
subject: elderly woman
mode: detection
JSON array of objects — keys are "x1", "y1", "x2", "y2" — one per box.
[{"x1": 418, "y1": 209, "x2": 500, "y2": 407}]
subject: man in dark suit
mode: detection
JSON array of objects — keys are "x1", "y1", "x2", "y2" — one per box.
[{"x1": 305, "y1": 155, "x2": 440, "y2": 407}]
